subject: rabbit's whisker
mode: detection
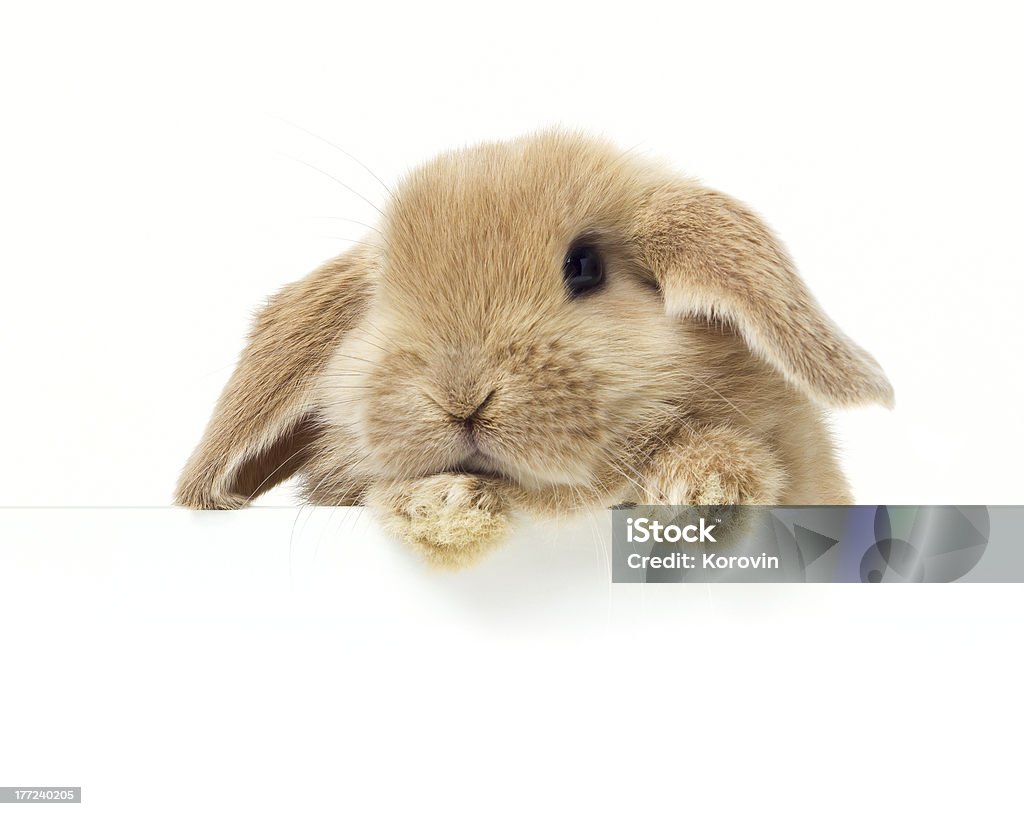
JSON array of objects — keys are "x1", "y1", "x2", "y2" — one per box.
[
  {"x1": 276, "y1": 116, "x2": 395, "y2": 199},
  {"x1": 282, "y1": 154, "x2": 387, "y2": 218}
]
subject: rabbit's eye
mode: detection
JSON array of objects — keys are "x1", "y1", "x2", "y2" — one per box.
[{"x1": 563, "y1": 245, "x2": 605, "y2": 298}]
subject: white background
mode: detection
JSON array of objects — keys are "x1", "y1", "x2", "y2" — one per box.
[{"x1": 1, "y1": 1, "x2": 1022, "y2": 813}]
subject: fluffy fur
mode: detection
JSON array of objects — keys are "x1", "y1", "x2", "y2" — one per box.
[{"x1": 175, "y1": 130, "x2": 893, "y2": 568}]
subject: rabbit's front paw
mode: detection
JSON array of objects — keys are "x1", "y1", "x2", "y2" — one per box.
[
  {"x1": 368, "y1": 473, "x2": 511, "y2": 568},
  {"x1": 639, "y1": 425, "x2": 784, "y2": 507}
]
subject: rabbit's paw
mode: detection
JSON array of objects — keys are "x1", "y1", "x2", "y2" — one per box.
[
  {"x1": 639, "y1": 425, "x2": 784, "y2": 507},
  {"x1": 368, "y1": 473, "x2": 511, "y2": 568}
]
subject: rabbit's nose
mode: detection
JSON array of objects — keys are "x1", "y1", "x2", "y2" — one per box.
[
  {"x1": 430, "y1": 346, "x2": 496, "y2": 422},
  {"x1": 445, "y1": 388, "x2": 496, "y2": 425}
]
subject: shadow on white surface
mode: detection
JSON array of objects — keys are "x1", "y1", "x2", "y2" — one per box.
[{"x1": 0, "y1": 507, "x2": 799, "y2": 630}]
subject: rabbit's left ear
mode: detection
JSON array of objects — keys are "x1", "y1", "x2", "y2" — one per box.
[
  {"x1": 634, "y1": 182, "x2": 893, "y2": 408},
  {"x1": 175, "y1": 246, "x2": 375, "y2": 509}
]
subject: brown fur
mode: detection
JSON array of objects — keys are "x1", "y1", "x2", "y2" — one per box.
[{"x1": 175, "y1": 130, "x2": 893, "y2": 568}]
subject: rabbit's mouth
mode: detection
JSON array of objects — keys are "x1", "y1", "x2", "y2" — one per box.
[{"x1": 452, "y1": 449, "x2": 500, "y2": 478}]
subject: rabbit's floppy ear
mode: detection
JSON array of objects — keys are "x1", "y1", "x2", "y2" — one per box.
[
  {"x1": 175, "y1": 247, "x2": 375, "y2": 509},
  {"x1": 634, "y1": 182, "x2": 893, "y2": 408}
]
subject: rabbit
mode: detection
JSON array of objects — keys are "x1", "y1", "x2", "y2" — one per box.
[{"x1": 175, "y1": 129, "x2": 893, "y2": 568}]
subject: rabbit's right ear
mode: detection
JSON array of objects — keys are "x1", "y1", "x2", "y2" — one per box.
[
  {"x1": 633, "y1": 181, "x2": 894, "y2": 408},
  {"x1": 175, "y1": 247, "x2": 375, "y2": 509}
]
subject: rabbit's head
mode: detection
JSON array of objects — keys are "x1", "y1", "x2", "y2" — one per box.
[{"x1": 176, "y1": 130, "x2": 892, "y2": 509}]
